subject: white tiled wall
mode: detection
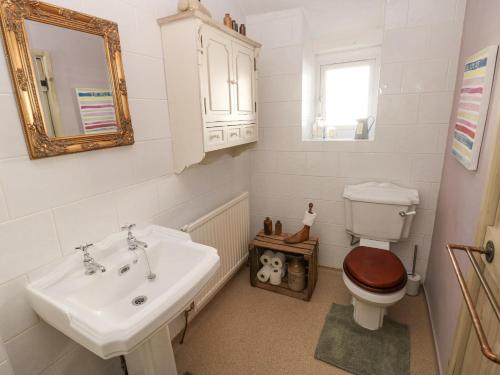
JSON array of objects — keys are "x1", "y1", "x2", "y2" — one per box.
[
  {"x1": 0, "y1": 0, "x2": 248, "y2": 374},
  {"x1": 0, "y1": 340, "x2": 14, "y2": 375},
  {"x1": 247, "y1": 1, "x2": 466, "y2": 278}
]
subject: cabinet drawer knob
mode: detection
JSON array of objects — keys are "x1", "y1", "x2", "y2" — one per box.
[{"x1": 209, "y1": 134, "x2": 220, "y2": 140}]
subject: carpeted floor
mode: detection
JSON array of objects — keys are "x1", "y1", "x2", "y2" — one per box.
[{"x1": 174, "y1": 267, "x2": 438, "y2": 375}]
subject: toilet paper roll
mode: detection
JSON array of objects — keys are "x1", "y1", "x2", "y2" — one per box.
[
  {"x1": 257, "y1": 265, "x2": 273, "y2": 283},
  {"x1": 260, "y1": 250, "x2": 275, "y2": 266},
  {"x1": 270, "y1": 267, "x2": 284, "y2": 285},
  {"x1": 271, "y1": 252, "x2": 287, "y2": 268},
  {"x1": 302, "y1": 211, "x2": 317, "y2": 226},
  {"x1": 406, "y1": 273, "x2": 421, "y2": 296}
]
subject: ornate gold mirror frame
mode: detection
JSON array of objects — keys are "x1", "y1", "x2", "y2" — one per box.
[{"x1": 0, "y1": 0, "x2": 134, "y2": 158}]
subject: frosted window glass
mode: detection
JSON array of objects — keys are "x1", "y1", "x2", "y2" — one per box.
[{"x1": 324, "y1": 64, "x2": 371, "y2": 126}]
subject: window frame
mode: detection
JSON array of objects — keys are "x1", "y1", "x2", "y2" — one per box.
[{"x1": 315, "y1": 46, "x2": 381, "y2": 140}]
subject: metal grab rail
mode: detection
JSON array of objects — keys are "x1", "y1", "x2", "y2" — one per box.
[{"x1": 446, "y1": 243, "x2": 500, "y2": 364}]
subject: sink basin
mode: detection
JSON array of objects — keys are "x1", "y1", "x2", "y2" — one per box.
[{"x1": 26, "y1": 225, "x2": 220, "y2": 359}]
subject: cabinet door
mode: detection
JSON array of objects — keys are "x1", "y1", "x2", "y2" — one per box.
[
  {"x1": 232, "y1": 41, "x2": 256, "y2": 122},
  {"x1": 201, "y1": 28, "x2": 234, "y2": 122}
]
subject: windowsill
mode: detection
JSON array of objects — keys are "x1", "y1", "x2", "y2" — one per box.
[
  {"x1": 306, "y1": 125, "x2": 375, "y2": 142},
  {"x1": 303, "y1": 137, "x2": 375, "y2": 142}
]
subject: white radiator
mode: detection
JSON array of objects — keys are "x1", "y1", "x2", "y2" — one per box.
[{"x1": 181, "y1": 191, "x2": 250, "y2": 311}]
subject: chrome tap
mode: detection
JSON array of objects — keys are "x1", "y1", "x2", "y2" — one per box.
[
  {"x1": 121, "y1": 224, "x2": 148, "y2": 251},
  {"x1": 75, "y1": 243, "x2": 106, "y2": 275},
  {"x1": 121, "y1": 224, "x2": 156, "y2": 281}
]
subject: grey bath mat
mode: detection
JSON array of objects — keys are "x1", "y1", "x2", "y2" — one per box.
[{"x1": 315, "y1": 304, "x2": 410, "y2": 375}]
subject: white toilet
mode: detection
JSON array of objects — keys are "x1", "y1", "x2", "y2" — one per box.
[{"x1": 342, "y1": 182, "x2": 419, "y2": 330}]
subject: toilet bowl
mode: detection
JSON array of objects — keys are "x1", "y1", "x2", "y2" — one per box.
[
  {"x1": 342, "y1": 245, "x2": 407, "y2": 330},
  {"x1": 342, "y1": 182, "x2": 419, "y2": 330}
]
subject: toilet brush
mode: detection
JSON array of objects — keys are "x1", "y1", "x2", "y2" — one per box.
[
  {"x1": 411, "y1": 245, "x2": 417, "y2": 276},
  {"x1": 406, "y1": 245, "x2": 421, "y2": 296}
]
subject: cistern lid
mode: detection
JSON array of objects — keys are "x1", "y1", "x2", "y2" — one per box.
[{"x1": 343, "y1": 182, "x2": 419, "y2": 205}]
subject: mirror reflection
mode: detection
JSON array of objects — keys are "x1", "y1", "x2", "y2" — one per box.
[{"x1": 25, "y1": 20, "x2": 117, "y2": 138}]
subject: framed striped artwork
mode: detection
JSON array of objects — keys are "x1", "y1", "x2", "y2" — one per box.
[
  {"x1": 452, "y1": 45, "x2": 498, "y2": 170},
  {"x1": 76, "y1": 88, "x2": 118, "y2": 134}
]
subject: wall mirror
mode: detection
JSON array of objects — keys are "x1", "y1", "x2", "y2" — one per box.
[{"x1": 0, "y1": 0, "x2": 134, "y2": 158}]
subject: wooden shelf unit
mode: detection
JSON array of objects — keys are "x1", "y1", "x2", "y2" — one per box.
[{"x1": 249, "y1": 231, "x2": 319, "y2": 301}]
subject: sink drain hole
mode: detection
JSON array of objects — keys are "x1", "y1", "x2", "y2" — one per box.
[{"x1": 132, "y1": 295, "x2": 147, "y2": 306}]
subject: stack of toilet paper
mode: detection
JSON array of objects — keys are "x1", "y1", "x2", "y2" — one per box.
[{"x1": 257, "y1": 250, "x2": 287, "y2": 285}]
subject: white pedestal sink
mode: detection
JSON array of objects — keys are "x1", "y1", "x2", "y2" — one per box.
[{"x1": 26, "y1": 225, "x2": 220, "y2": 374}]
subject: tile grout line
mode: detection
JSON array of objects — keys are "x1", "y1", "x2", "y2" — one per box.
[{"x1": 0, "y1": 173, "x2": 173, "y2": 226}]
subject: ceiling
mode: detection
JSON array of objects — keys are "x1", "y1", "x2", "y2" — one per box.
[{"x1": 236, "y1": 0, "x2": 385, "y2": 40}]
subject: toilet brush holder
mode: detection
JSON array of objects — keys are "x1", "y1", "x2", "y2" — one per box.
[
  {"x1": 406, "y1": 244, "x2": 420, "y2": 296},
  {"x1": 406, "y1": 273, "x2": 421, "y2": 296}
]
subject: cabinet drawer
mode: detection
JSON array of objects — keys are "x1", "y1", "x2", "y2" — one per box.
[
  {"x1": 227, "y1": 126, "x2": 242, "y2": 144},
  {"x1": 204, "y1": 127, "x2": 227, "y2": 151},
  {"x1": 242, "y1": 125, "x2": 257, "y2": 141}
]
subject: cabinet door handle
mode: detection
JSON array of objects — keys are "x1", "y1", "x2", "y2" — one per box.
[
  {"x1": 209, "y1": 134, "x2": 220, "y2": 140},
  {"x1": 230, "y1": 132, "x2": 238, "y2": 138},
  {"x1": 228, "y1": 80, "x2": 237, "y2": 85}
]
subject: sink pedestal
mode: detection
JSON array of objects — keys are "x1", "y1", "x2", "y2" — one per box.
[{"x1": 124, "y1": 326, "x2": 177, "y2": 375}]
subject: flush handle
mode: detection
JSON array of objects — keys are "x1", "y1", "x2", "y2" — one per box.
[{"x1": 399, "y1": 210, "x2": 416, "y2": 217}]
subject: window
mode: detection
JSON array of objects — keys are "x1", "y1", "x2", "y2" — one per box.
[{"x1": 312, "y1": 48, "x2": 380, "y2": 141}]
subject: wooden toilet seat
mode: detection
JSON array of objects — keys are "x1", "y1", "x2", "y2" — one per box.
[{"x1": 343, "y1": 246, "x2": 407, "y2": 294}]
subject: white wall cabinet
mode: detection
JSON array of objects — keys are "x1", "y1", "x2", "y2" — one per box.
[{"x1": 159, "y1": 11, "x2": 260, "y2": 173}]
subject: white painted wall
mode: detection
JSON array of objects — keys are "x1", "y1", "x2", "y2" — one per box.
[
  {"x1": 248, "y1": 0, "x2": 466, "y2": 279},
  {"x1": 0, "y1": 0, "x2": 248, "y2": 374},
  {"x1": 426, "y1": 0, "x2": 500, "y2": 370}
]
